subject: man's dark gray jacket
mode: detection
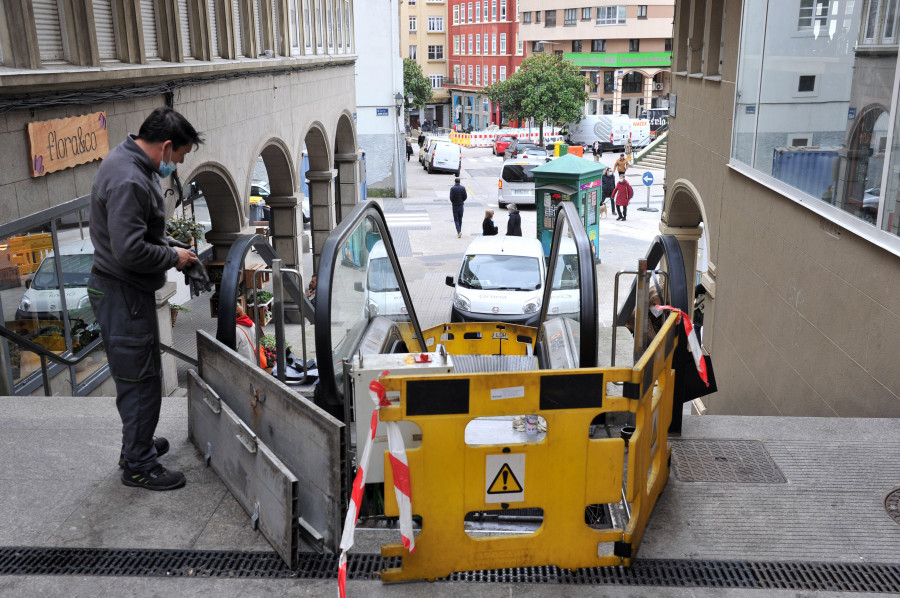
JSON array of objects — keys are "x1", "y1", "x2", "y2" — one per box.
[
  {"x1": 450, "y1": 184, "x2": 467, "y2": 207},
  {"x1": 90, "y1": 135, "x2": 178, "y2": 293}
]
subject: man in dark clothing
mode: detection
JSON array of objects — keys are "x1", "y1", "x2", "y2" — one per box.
[
  {"x1": 406, "y1": 139, "x2": 414, "y2": 161},
  {"x1": 450, "y1": 177, "x2": 467, "y2": 237},
  {"x1": 89, "y1": 107, "x2": 202, "y2": 491},
  {"x1": 601, "y1": 167, "x2": 616, "y2": 208},
  {"x1": 506, "y1": 203, "x2": 522, "y2": 236},
  {"x1": 418, "y1": 133, "x2": 426, "y2": 148}
]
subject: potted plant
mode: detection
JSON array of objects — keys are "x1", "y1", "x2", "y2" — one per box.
[
  {"x1": 166, "y1": 217, "x2": 205, "y2": 246},
  {"x1": 169, "y1": 303, "x2": 189, "y2": 326}
]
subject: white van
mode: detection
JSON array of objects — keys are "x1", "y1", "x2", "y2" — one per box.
[
  {"x1": 15, "y1": 239, "x2": 95, "y2": 324},
  {"x1": 546, "y1": 237, "x2": 580, "y2": 317},
  {"x1": 425, "y1": 140, "x2": 461, "y2": 175},
  {"x1": 497, "y1": 158, "x2": 543, "y2": 207},
  {"x1": 445, "y1": 236, "x2": 545, "y2": 327},
  {"x1": 357, "y1": 240, "x2": 408, "y2": 321}
]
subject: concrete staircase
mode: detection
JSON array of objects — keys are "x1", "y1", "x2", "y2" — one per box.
[{"x1": 634, "y1": 133, "x2": 668, "y2": 170}]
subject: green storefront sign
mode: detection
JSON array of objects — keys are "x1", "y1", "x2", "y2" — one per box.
[{"x1": 564, "y1": 52, "x2": 672, "y2": 69}]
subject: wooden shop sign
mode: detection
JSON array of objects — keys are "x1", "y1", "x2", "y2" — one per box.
[{"x1": 27, "y1": 112, "x2": 110, "y2": 177}]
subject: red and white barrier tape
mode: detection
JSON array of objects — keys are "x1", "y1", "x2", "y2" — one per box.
[
  {"x1": 659, "y1": 307, "x2": 709, "y2": 386},
  {"x1": 337, "y1": 371, "x2": 414, "y2": 597}
]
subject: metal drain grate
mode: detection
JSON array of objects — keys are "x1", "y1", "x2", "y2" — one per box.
[
  {"x1": 2, "y1": 548, "x2": 900, "y2": 592},
  {"x1": 671, "y1": 439, "x2": 787, "y2": 483}
]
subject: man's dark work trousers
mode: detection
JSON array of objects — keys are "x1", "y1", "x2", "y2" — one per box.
[
  {"x1": 452, "y1": 205, "x2": 464, "y2": 233},
  {"x1": 88, "y1": 271, "x2": 162, "y2": 471}
]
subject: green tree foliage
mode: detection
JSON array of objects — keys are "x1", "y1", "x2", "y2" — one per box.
[
  {"x1": 486, "y1": 53, "x2": 589, "y2": 144},
  {"x1": 403, "y1": 58, "x2": 433, "y2": 109}
]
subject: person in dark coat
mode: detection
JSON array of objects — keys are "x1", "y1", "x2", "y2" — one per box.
[
  {"x1": 405, "y1": 139, "x2": 414, "y2": 161},
  {"x1": 417, "y1": 133, "x2": 426, "y2": 148},
  {"x1": 611, "y1": 173, "x2": 633, "y2": 221},
  {"x1": 449, "y1": 177, "x2": 467, "y2": 237},
  {"x1": 592, "y1": 140, "x2": 602, "y2": 161},
  {"x1": 601, "y1": 167, "x2": 616, "y2": 208},
  {"x1": 506, "y1": 203, "x2": 522, "y2": 236},
  {"x1": 482, "y1": 209, "x2": 498, "y2": 235}
]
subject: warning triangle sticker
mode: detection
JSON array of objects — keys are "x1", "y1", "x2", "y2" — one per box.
[{"x1": 487, "y1": 463, "x2": 523, "y2": 494}]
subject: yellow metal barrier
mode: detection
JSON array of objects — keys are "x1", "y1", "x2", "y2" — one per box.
[
  {"x1": 397, "y1": 322, "x2": 537, "y2": 358},
  {"x1": 381, "y1": 314, "x2": 678, "y2": 581},
  {"x1": 8, "y1": 233, "x2": 53, "y2": 275}
]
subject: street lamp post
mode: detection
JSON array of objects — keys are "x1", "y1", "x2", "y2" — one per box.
[{"x1": 394, "y1": 92, "x2": 406, "y2": 197}]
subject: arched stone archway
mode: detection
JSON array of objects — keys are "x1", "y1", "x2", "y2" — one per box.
[
  {"x1": 613, "y1": 67, "x2": 670, "y2": 117},
  {"x1": 304, "y1": 123, "x2": 333, "y2": 271},
  {"x1": 842, "y1": 104, "x2": 889, "y2": 220},
  {"x1": 183, "y1": 163, "x2": 243, "y2": 261},
  {"x1": 334, "y1": 112, "x2": 359, "y2": 223},
  {"x1": 251, "y1": 138, "x2": 300, "y2": 268},
  {"x1": 662, "y1": 179, "x2": 711, "y2": 327}
]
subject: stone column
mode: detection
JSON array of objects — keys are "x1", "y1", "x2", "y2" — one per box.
[
  {"x1": 335, "y1": 152, "x2": 361, "y2": 213},
  {"x1": 306, "y1": 169, "x2": 336, "y2": 273},
  {"x1": 155, "y1": 281, "x2": 178, "y2": 396},
  {"x1": 265, "y1": 194, "x2": 303, "y2": 269},
  {"x1": 614, "y1": 73, "x2": 623, "y2": 115}
]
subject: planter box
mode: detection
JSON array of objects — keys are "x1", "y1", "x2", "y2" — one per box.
[{"x1": 247, "y1": 298, "x2": 273, "y2": 326}]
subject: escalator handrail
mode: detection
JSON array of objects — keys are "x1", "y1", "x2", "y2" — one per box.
[
  {"x1": 615, "y1": 235, "x2": 689, "y2": 326},
  {"x1": 314, "y1": 200, "x2": 426, "y2": 411},
  {"x1": 537, "y1": 201, "x2": 598, "y2": 368}
]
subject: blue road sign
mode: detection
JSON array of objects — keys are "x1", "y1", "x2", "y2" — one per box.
[{"x1": 642, "y1": 171, "x2": 654, "y2": 186}]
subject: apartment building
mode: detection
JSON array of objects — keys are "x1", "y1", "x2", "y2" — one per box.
[
  {"x1": 401, "y1": 0, "x2": 452, "y2": 128},
  {"x1": 518, "y1": 1, "x2": 674, "y2": 118},
  {"x1": 666, "y1": 0, "x2": 900, "y2": 416},
  {"x1": 446, "y1": 0, "x2": 524, "y2": 129},
  {"x1": 0, "y1": 1, "x2": 359, "y2": 397}
]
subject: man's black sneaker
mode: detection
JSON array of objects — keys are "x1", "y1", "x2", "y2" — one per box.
[
  {"x1": 121, "y1": 464, "x2": 186, "y2": 491},
  {"x1": 118, "y1": 437, "x2": 170, "y2": 468}
]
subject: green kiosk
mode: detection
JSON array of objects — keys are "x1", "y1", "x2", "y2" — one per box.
[{"x1": 532, "y1": 154, "x2": 605, "y2": 261}]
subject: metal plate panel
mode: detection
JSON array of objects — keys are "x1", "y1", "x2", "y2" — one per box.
[
  {"x1": 196, "y1": 330, "x2": 344, "y2": 554},
  {"x1": 188, "y1": 370, "x2": 298, "y2": 566},
  {"x1": 671, "y1": 439, "x2": 786, "y2": 483}
]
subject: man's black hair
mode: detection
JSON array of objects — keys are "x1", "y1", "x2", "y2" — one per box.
[{"x1": 137, "y1": 107, "x2": 204, "y2": 151}]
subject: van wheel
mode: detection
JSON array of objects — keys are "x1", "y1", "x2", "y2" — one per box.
[
  {"x1": 454, "y1": 169, "x2": 460, "y2": 177},
  {"x1": 427, "y1": 164, "x2": 433, "y2": 174}
]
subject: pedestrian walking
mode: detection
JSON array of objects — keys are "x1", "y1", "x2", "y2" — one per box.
[
  {"x1": 450, "y1": 177, "x2": 467, "y2": 237},
  {"x1": 88, "y1": 107, "x2": 203, "y2": 491},
  {"x1": 612, "y1": 173, "x2": 633, "y2": 221},
  {"x1": 592, "y1": 140, "x2": 602, "y2": 162},
  {"x1": 482, "y1": 209, "x2": 498, "y2": 236},
  {"x1": 506, "y1": 203, "x2": 522, "y2": 236},
  {"x1": 625, "y1": 138, "x2": 634, "y2": 164},
  {"x1": 406, "y1": 139, "x2": 414, "y2": 162},
  {"x1": 601, "y1": 167, "x2": 616, "y2": 209},
  {"x1": 418, "y1": 132, "x2": 426, "y2": 148},
  {"x1": 615, "y1": 153, "x2": 629, "y2": 176}
]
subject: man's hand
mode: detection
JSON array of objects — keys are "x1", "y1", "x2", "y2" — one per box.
[{"x1": 174, "y1": 247, "x2": 198, "y2": 271}]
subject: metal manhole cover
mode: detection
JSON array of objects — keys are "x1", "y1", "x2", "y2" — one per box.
[
  {"x1": 884, "y1": 487, "x2": 900, "y2": 525},
  {"x1": 670, "y1": 439, "x2": 786, "y2": 483}
]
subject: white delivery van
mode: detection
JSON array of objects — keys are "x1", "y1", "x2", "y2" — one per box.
[
  {"x1": 546, "y1": 237, "x2": 580, "y2": 317},
  {"x1": 628, "y1": 118, "x2": 652, "y2": 147},
  {"x1": 16, "y1": 239, "x2": 95, "y2": 324},
  {"x1": 565, "y1": 115, "x2": 633, "y2": 151},
  {"x1": 356, "y1": 240, "x2": 409, "y2": 321},
  {"x1": 497, "y1": 158, "x2": 544, "y2": 207},
  {"x1": 445, "y1": 236, "x2": 545, "y2": 328},
  {"x1": 425, "y1": 140, "x2": 461, "y2": 175}
]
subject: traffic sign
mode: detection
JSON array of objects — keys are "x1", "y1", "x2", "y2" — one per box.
[
  {"x1": 638, "y1": 171, "x2": 659, "y2": 212},
  {"x1": 642, "y1": 171, "x2": 654, "y2": 186}
]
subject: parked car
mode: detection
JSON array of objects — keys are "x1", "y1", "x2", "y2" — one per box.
[
  {"x1": 520, "y1": 147, "x2": 550, "y2": 161},
  {"x1": 354, "y1": 240, "x2": 408, "y2": 321},
  {"x1": 504, "y1": 140, "x2": 539, "y2": 160},
  {"x1": 424, "y1": 140, "x2": 461, "y2": 175},
  {"x1": 497, "y1": 158, "x2": 543, "y2": 207},
  {"x1": 251, "y1": 180, "x2": 309, "y2": 223},
  {"x1": 445, "y1": 236, "x2": 545, "y2": 327},
  {"x1": 862, "y1": 187, "x2": 880, "y2": 221},
  {"x1": 493, "y1": 135, "x2": 518, "y2": 156},
  {"x1": 15, "y1": 239, "x2": 95, "y2": 325}
]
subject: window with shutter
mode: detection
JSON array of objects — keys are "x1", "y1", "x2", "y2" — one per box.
[
  {"x1": 209, "y1": 0, "x2": 220, "y2": 57},
  {"x1": 179, "y1": 0, "x2": 193, "y2": 57},
  {"x1": 303, "y1": 2, "x2": 312, "y2": 49},
  {"x1": 289, "y1": 0, "x2": 302, "y2": 54},
  {"x1": 93, "y1": 0, "x2": 117, "y2": 60},
  {"x1": 273, "y1": 0, "x2": 282, "y2": 54},
  {"x1": 234, "y1": 0, "x2": 245, "y2": 56},
  {"x1": 140, "y1": 0, "x2": 159, "y2": 59},
  {"x1": 33, "y1": 0, "x2": 64, "y2": 62},
  {"x1": 255, "y1": 0, "x2": 263, "y2": 54}
]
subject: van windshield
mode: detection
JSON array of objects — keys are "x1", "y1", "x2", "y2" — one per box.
[
  {"x1": 501, "y1": 164, "x2": 539, "y2": 183},
  {"x1": 458, "y1": 254, "x2": 542, "y2": 291},
  {"x1": 31, "y1": 254, "x2": 94, "y2": 290},
  {"x1": 367, "y1": 257, "x2": 400, "y2": 292}
]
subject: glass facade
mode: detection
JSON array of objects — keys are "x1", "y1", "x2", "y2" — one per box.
[{"x1": 733, "y1": 0, "x2": 900, "y2": 238}]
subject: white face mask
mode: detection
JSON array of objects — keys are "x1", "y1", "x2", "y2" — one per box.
[{"x1": 650, "y1": 305, "x2": 663, "y2": 317}]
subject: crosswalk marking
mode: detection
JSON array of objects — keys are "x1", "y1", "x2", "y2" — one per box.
[{"x1": 386, "y1": 213, "x2": 431, "y2": 229}]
